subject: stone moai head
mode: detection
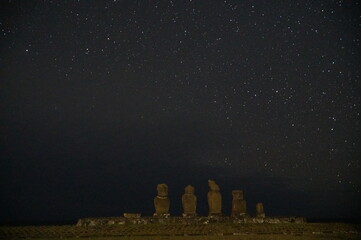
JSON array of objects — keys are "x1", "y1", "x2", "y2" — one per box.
[
  {"x1": 184, "y1": 185, "x2": 194, "y2": 194},
  {"x1": 157, "y1": 184, "x2": 168, "y2": 197},
  {"x1": 256, "y1": 203, "x2": 264, "y2": 213},
  {"x1": 208, "y1": 180, "x2": 220, "y2": 191},
  {"x1": 232, "y1": 190, "x2": 244, "y2": 200}
]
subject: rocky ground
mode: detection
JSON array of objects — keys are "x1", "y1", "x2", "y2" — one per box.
[{"x1": 0, "y1": 222, "x2": 360, "y2": 239}]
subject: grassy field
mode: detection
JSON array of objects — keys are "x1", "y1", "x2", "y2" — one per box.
[
  {"x1": 6, "y1": 235, "x2": 360, "y2": 240},
  {"x1": 15, "y1": 234, "x2": 361, "y2": 240},
  {"x1": 1, "y1": 223, "x2": 360, "y2": 239}
]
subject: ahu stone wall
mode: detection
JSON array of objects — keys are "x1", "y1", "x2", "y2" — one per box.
[{"x1": 76, "y1": 216, "x2": 306, "y2": 227}]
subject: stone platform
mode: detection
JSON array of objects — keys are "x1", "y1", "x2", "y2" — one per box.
[{"x1": 76, "y1": 216, "x2": 306, "y2": 227}]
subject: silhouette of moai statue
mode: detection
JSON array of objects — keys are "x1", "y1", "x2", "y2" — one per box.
[
  {"x1": 207, "y1": 180, "x2": 222, "y2": 216},
  {"x1": 231, "y1": 190, "x2": 247, "y2": 217},
  {"x1": 153, "y1": 183, "x2": 170, "y2": 217},
  {"x1": 256, "y1": 203, "x2": 265, "y2": 218},
  {"x1": 182, "y1": 185, "x2": 197, "y2": 217}
]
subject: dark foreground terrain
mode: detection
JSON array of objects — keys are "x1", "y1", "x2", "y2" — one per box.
[{"x1": 1, "y1": 223, "x2": 360, "y2": 240}]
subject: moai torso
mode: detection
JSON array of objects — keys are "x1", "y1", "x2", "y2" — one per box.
[
  {"x1": 231, "y1": 190, "x2": 247, "y2": 217},
  {"x1": 182, "y1": 185, "x2": 197, "y2": 216},
  {"x1": 154, "y1": 184, "x2": 170, "y2": 216},
  {"x1": 256, "y1": 202, "x2": 265, "y2": 218},
  {"x1": 207, "y1": 180, "x2": 222, "y2": 215}
]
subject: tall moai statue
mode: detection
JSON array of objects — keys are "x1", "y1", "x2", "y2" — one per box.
[
  {"x1": 153, "y1": 183, "x2": 170, "y2": 217},
  {"x1": 256, "y1": 202, "x2": 265, "y2": 218},
  {"x1": 182, "y1": 185, "x2": 197, "y2": 217},
  {"x1": 231, "y1": 190, "x2": 247, "y2": 217},
  {"x1": 207, "y1": 180, "x2": 222, "y2": 216}
]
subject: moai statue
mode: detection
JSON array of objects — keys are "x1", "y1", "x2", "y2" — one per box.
[
  {"x1": 231, "y1": 190, "x2": 247, "y2": 217},
  {"x1": 207, "y1": 180, "x2": 222, "y2": 216},
  {"x1": 154, "y1": 184, "x2": 170, "y2": 217},
  {"x1": 256, "y1": 203, "x2": 265, "y2": 218},
  {"x1": 182, "y1": 185, "x2": 197, "y2": 217}
]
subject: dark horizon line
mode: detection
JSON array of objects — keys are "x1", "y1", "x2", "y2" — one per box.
[{"x1": 1, "y1": 218, "x2": 361, "y2": 226}]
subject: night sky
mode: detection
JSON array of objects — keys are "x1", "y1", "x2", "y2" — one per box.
[{"x1": 1, "y1": 0, "x2": 360, "y2": 224}]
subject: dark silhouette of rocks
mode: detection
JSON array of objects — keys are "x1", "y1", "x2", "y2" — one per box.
[
  {"x1": 231, "y1": 190, "x2": 247, "y2": 217},
  {"x1": 207, "y1": 180, "x2": 222, "y2": 216},
  {"x1": 153, "y1": 183, "x2": 170, "y2": 217},
  {"x1": 182, "y1": 185, "x2": 197, "y2": 217},
  {"x1": 256, "y1": 202, "x2": 265, "y2": 218},
  {"x1": 123, "y1": 213, "x2": 141, "y2": 218}
]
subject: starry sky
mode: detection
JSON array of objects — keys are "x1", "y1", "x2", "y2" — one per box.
[{"x1": 1, "y1": 0, "x2": 360, "y2": 224}]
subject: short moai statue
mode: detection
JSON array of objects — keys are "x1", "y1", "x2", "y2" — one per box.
[
  {"x1": 256, "y1": 203, "x2": 265, "y2": 218},
  {"x1": 231, "y1": 190, "x2": 247, "y2": 217},
  {"x1": 153, "y1": 184, "x2": 170, "y2": 217},
  {"x1": 207, "y1": 180, "x2": 222, "y2": 216},
  {"x1": 182, "y1": 185, "x2": 197, "y2": 217}
]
